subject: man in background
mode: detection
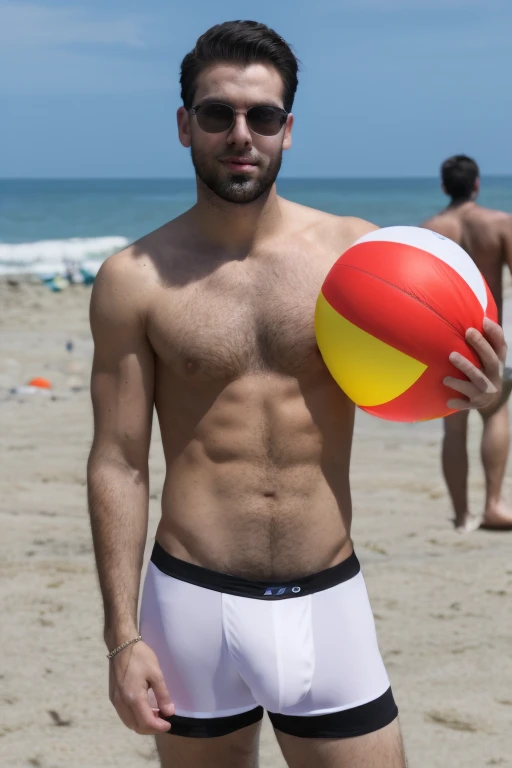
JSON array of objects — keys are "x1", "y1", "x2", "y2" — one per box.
[{"x1": 422, "y1": 155, "x2": 512, "y2": 531}]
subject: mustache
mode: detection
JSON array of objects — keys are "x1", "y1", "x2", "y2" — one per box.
[{"x1": 219, "y1": 155, "x2": 260, "y2": 165}]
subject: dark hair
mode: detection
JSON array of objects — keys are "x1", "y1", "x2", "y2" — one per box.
[
  {"x1": 441, "y1": 155, "x2": 480, "y2": 201},
  {"x1": 180, "y1": 21, "x2": 299, "y2": 113}
]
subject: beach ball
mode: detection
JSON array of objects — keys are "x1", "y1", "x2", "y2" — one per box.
[{"x1": 315, "y1": 226, "x2": 498, "y2": 422}]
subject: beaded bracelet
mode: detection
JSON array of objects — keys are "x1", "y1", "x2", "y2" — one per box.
[{"x1": 106, "y1": 635, "x2": 142, "y2": 660}]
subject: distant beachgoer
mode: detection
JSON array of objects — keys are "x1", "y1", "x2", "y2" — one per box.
[{"x1": 421, "y1": 155, "x2": 512, "y2": 531}]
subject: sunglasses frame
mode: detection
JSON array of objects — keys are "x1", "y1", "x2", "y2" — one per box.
[{"x1": 189, "y1": 101, "x2": 289, "y2": 137}]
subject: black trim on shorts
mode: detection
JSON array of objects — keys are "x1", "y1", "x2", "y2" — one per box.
[
  {"x1": 268, "y1": 687, "x2": 398, "y2": 739},
  {"x1": 162, "y1": 706, "x2": 264, "y2": 738},
  {"x1": 150, "y1": 541, "x2": 361, "y2": 600}
]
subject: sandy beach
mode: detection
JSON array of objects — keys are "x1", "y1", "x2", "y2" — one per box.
[{"x1": 1, "y1": 274, "x2": 511, "y2": 768}]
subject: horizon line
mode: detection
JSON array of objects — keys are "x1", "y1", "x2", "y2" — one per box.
[{"x1": 2, "y1": 174, "x2": 512, "y2": 182}]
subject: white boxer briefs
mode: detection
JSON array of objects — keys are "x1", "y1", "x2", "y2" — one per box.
[{"x1": 139, "y1": 542, "x2": 398, "y2": 738}]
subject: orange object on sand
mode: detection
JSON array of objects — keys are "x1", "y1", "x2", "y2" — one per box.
[{"x1": 28, "y1": 377, "x2": 52, "y2": 389}]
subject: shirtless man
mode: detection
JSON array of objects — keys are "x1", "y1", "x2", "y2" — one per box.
[
  {"x1": 421, "y1": 155, "x2": 512, "y2": 532},
  {"x1": 87, "y1": 24, "x2": 507, "y2": 768}
]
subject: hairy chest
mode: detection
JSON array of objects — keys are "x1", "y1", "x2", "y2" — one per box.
[{"x1": 147, "y1": 253, "x2": 332, "y2": 381}]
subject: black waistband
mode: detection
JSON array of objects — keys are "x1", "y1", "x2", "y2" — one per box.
[{"x1": 150, "y1": 541, "x2": 361, "y2": 600}]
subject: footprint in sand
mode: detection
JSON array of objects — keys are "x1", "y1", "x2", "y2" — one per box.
[
  {"x1": 362, "y1": 542, "x2": 388, "y2": 555},
  {"x1": 425, "y1": 709, "x2": 490, "y2": 733},
  {"x1": 48, "y1": 709, "x2": 72, "y2": 727}
]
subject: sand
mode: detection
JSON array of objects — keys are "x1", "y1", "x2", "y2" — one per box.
[{"x1": 1, "y1": 274, "x2": 511, "y2": 768}]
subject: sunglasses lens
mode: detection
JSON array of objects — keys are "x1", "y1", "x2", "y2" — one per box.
[
  {"x1": 247, "y1": 106, "x2": 286, "y2": 136},
  {"x1": 195, "y1": 104, "x2": 234, "y2": 133}
]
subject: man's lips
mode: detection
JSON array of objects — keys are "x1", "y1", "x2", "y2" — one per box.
[{"x1": 221, "y1": 157, "x2": 258, "y2": 171}]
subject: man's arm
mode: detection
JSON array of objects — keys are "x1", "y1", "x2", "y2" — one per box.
[
  {"x1": 88, "y1": 253, "x2": 153, "y2": 647},
  {"x1": 87, "y1": 253, "x2": 173, "y2": 734}
]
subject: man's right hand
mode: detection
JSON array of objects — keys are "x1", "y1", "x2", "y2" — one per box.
[{"x1": 109, "y1": 641, "x2": 174, "y2": 734}]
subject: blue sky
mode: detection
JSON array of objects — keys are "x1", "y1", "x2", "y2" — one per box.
[{"x1": 1, "y1": 0, "x2": 511, "y2": 178}]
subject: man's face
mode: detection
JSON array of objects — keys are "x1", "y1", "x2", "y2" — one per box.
[{"x1": 178, "y1": 63, "x2": 293, "y2": 204}]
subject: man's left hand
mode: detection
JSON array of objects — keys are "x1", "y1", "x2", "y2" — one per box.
[{"x1": 443, "y1": 318, "x2": 508, "y2": 411}]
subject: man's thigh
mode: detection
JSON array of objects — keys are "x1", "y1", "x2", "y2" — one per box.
[
  {"x1": 155, "y1": 721, "x2": 262, "y2": 768},
  {"x1": 274, "y1": 718, "x2": 407, "y2": 768}
]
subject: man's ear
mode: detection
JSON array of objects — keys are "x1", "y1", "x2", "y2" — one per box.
[
  {"x1": 178, "y1": 107, "x2": 192, "y2": 148},
  {"x1": 282, "y1": 113, "x2": 294, "y2": 151}
]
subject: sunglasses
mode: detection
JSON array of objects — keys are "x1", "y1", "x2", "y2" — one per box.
[{"x1": 190, "y1": 102, "x2": 289, "y2": 137}]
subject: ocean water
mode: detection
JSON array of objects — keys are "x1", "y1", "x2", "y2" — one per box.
[{"x1": 1, "y1": 177, "x2": 512, "y2": 277}]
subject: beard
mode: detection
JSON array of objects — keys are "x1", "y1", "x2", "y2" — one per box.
[{"x1": 191, "y1": 145, "x2": 283, "y2": 205}]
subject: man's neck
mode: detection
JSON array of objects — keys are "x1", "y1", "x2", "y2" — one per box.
[
  {"x1": 190, "y1": 180, "x2": 283, "y2": 252},
  {"x1": 447, "y1": 197, "x2": 476, "y2": 211}
]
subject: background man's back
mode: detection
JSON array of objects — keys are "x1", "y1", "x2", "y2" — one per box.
[
  {"x1": 424, "y1": 200, "x2": 512, "y2": 325},
  {"x1": 421, "y1": 154, "x2": 512, "y2": 532}
]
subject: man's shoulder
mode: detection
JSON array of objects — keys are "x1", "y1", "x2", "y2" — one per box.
[
  {"x1": 284, "y1": 200, "x2": 377, "y2": 247},
  {"x1": 480, "y1": 207, "x2": 512, "y2": 225},
  {"x1": 420, "y1": 210, "x2": 448, "y2": 229},
  {"x1": 491, "y1": 209, "x2": 512, "y2": 243},
  {"x1": 420, "y1": 211, "x2": 460, "y2": 240},
  {"x1": 330, "y1": 216, "x2": 379, "y2": 255},
  {"x1": 95, "y1": 219, "x2": 184, "y2": 291},
  {"x1": 91, "y1": 224, "x2": 175, "y2": 315},
  {"x1": 323, "y1": 213, "x2": 378, "y2": 252},
  {"x1": 420, "y1": 213, "x2": 442, "y2": 229},
  {"x1": 94, "y1": 241, "x2": 153, "y2": 296}
]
